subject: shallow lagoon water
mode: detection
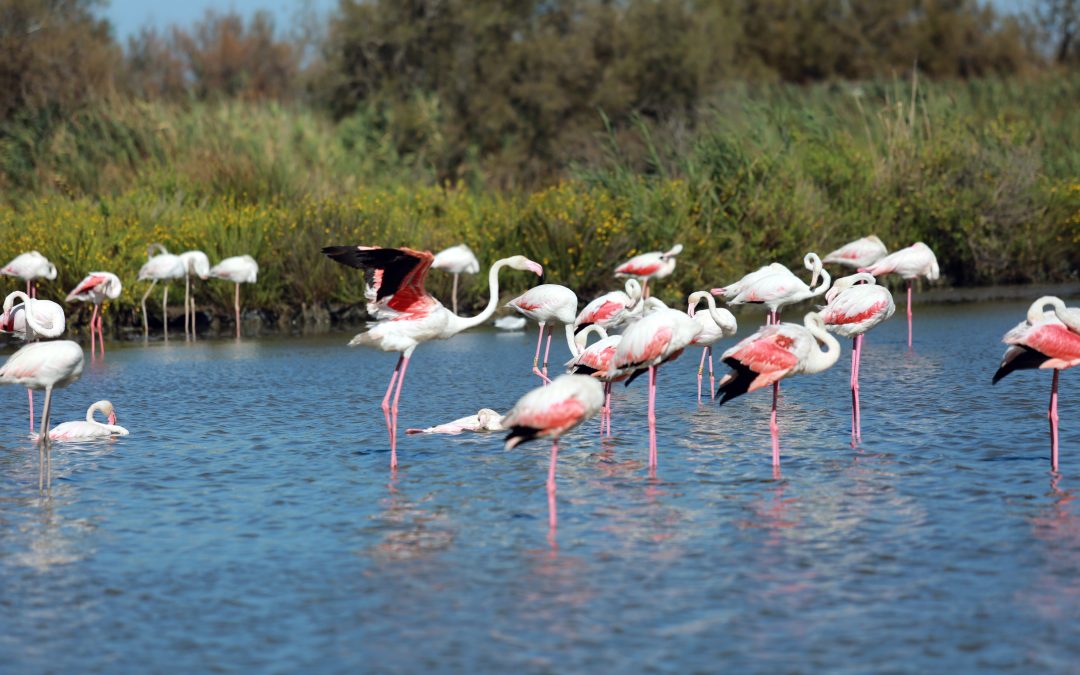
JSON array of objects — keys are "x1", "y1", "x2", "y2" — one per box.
[{"x1": 1, "y1": 299, "x2": 1078, "y2": 673}]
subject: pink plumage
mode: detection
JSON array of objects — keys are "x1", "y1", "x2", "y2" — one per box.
[
  {"x1": 507, "y1": 283, "x2": 578, "y2": 384},
  {"x1": 574, "y1": 279, "x2": 642, "y2": 332},
  {"x1": 822, "y1": 235, "x2": 888, "y2": 269}
]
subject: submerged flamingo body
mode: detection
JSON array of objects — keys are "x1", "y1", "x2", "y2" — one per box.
[{"x1": 49, "y1": 400, "x2": 129, "y2": 440}]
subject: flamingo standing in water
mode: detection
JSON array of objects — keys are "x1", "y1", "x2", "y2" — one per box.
[
  {"x1": 432, "y1": 244, "x2": 480, "y2": 315},
  {"x1": 687, "y1": 291, "x2": 738, "y2": 404},
  {"x1": 719, "y1": 253, "x2": 831, "y2": 325},
  {"x1": 859, "y1": 242, "x2": 939, "y2": 348},
  {"x1": 0, "y1": 340, "x2": 84, "y2": 490},
  {"x1": 506, "y1": 284, "x2": 578, "y2": 384},
  {"x1": 574, "y1": 279, "x2": 643, "y2": 334},
  {"x1": 502, "y1": 373, "x2": 604, "y2": 530},
  {"x1": 1, "y1": 251, "x2": 56, "y2": 298},
  {"x1": 65, "y1": 272, "x2": 121, "y2": 357},
  {"x1": 138, "y1": 245, "x2": 185, "y2": 338},
  {"x1": 49, "y1": 400, "x2": 129, "y2": 440},
  {"x1": 209, "y1": 255, "x2": 259, "y2": 339},
  {"x1": 612, "y1": 303, "x2": 701, "y2": 468},
  {"x1": 179, "y1": 251, "x2": 210, "y2": 340},
  {"x1": 566, "y1": 326, "x2": 624, "y2": 436},
  {"x1": 823, "y1": 235, "x2": 888, "y2": 269},
  {"x1": 820, "y1": 273, "x2": 895, "y2": 443},
  {"x1": 322, "y1": 245, "x2": 542, "y2": 468},
  {"x1": 615, "y1": 244, "x2": 682, "y2": 299},
  {"x1": 993, "y1": 296, "x2": 1080, "y2": 471},
  {"x1": 716, "y1": 311, "x2": 840, "y2": 468},
  {"x1": 1, "y1": 291, "x2": 66, "y2": 433}
]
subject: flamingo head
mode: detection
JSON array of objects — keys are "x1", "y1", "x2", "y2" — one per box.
[
  {"x1": 477, "y1": 408, "x2": 503, "y2": 430},
  {"x1": 0, "y1": 305, "x2": 18, "y2": 333},
  {"x1": 505, "y1": 256, "x2": 543, "y2": 277},
  {"x1": 102, "y1": 401, "x2": 118, "y2": 426}
]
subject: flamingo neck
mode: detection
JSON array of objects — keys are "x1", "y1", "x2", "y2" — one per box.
[
  {"x1": 572, "y1": 324, "x2": 608, "y2": 357},
  {"x1": 3, "y1": 290, "x2": 29, "y2": 312},
  {"x1": 688, "y1": 291, "x2": 731, "y2": 328},
  {"x1": 1028, "y1": 295, "x2": 1064, "y2": 324},
  {"x1": 87, "y1": 402, "x2": 108, "y2": 423},
  {"x1": 445, "y1": 259, "x2": 511, "y2": 333},
  {"x1": 801, "y1": 312, "x2": 841, "y2": 374}
]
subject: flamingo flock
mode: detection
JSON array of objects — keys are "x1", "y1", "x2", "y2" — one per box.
[{"x1": 1, "y1": 237, "x2": 1076, "y2": 542}]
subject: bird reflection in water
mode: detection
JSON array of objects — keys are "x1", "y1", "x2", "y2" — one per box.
[
  {"x1": 369, "y1": 474, "x2": 455, "y2": 563},
  {"x1": 1019, "y1": 474, "x2": 1080, "y2": 622}
]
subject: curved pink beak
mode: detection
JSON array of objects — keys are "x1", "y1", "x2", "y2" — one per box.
[
  {"x1": 0, "y1": 308, "x2": 13, "y2": 332},
  {"x1": 108, "y1": 411, "x2": 117, "y2": 426},
  {"x1": 709, "y1": 288, "x2": 725, "y2": 297},
  {"x1": 525, "y1": 261, "x2": 543, "y2": 276}
]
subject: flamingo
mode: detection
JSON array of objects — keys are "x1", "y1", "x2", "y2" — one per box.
[
  {"x1": 1, "y1": 291, "x2": 67, "y2": 433},
  {"x1": 574, "y1": 279, "x2": 643, "y2": 334},
  {"x1": 612, "y1": 303, "x2": 702, "y2": 468},
  {"x1": 823, "y1": 235, "x2": 888, "y2": 269},
  {"x1": 65, "y1": 272, "x2": 122, "y2": 357},
  {"x1": 322, "y1": 245, "x2": 543, "y2": 468},
  {"x1": 859, "y1": 242, "x2": 940, "y2": 348},
  {"x1": 615, "y1": 244, "x2": 682, "y2": 299},
  {"x1": 1, "y1": 251, "x2": 56, "y2": 298},
  {"x1": 502, "y1": 373, "x2": 604, "y2": 530},
  {"x1": 432, "y1": 244, "x2": 480, "y2": 315},
  {"x1": 0, "y1": 340, "x2": 84, "y2": 490},
  {"x1": 405, "y1": 409, "x2": 504, "y2": 435},
  {"x1": 209, "y1": 255, "x2": 259, "y2": 339},
  {"x1": 566, "y1": 325, "x2": 624, "y2": 436},
  {"x1": 820, "y1": 273, "x2": 895, "y2": 443},
  {"x1": 716, "y1": 311, "x2": 840, "y2": 468},
  {"x1": 686, "y1": 291, "x2": 738, "y2": 404},
  {"x1": 992, "y1": 296, "x2": 1080, "y2": 471},
  {"x1": 179, "y1": 251, "x2": 210, "y2": 340},
  {"x1": 506, "y1": 284, "x2": 578, "y2": 384},
  {"x1": 720, "y1": 253, "x2": 831, "y2": 325},
  {"x1": 49, "y1": 400, "x2": 129, "y2": 440},
  {"x1": 137, "y1": 244, "x2": 185, "y2": 338},
  {"x1": 712, "y1": 262, "x2": 791, "y2": 299}
]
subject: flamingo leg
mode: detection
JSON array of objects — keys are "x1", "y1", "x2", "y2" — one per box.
[
  {"x1": 451, "y1": 273, "x2": 459, "y2": 315},
  {"x1": 162, "y1": 283, "x2": 169, "y2": 339},
  {"x1": 541, "y1": 330, "x2": 553, "y2": 381},
  {"x1": 697, "y1": 347, "x2": 707, "y2": 404},
  {"x1": 605, "y1": 382, "x2": 613, "y2": 436},
  {"x1": 381, "y1": 356, "x2": 403, "y2": 437},
  {"x1": 235, "y1": 282, "x2": 241, "y2": 339},
  {"x1": 648, "y1": 366, "x2": 658, "y2": 468},
  {"x1": 389, "y1": 356, "x2": 411, "y2": 470},
  {"x1": 531, "y1": 323, "x2": 549, "y2": 383},
  {"x1": 190, "y1": 285, "x2": 198, "y2": 341},
  {"x1": 708, "y1": 347, "x2": 716, "y2": 400},
  {"x1": 90, "y1": 304, "x2": 98, "y2": 357},
  {"x1": 27, "y1": 389, "x2": 34, "y2": 434},
  {"x1": 141, "y1": 279, "x2": 157, "y2": 338},
  {"x1": 906, "y1": 280, "x2": 913, "y2": 349},
  {"x1": 97, "y1": 307, "x2": 106, "y2": 356},
  {"x1": 184, "y1": 274, "x2": 190, "y2": 339},
  {"x1": 26, "y1": 279, "x2": 31, "y2": 296},
  {"x1": 771, "y1": 381, "x2": 780, "y2": 467},
  {"x1": 1049, "y1": 369, "x2": 1060, "y2": 472},
  {"x1": 855, "y1": 334, "x2": 863, "y2": 441},
  {"x1": 547, "y1": 438, "x2": 559, "y2": 530},
  {"x1": 643, "y1": 279, "x2": 650, "y2": 300},
  {"x1": 37, "y1": 386, "x2": 53, "y2": 492}
]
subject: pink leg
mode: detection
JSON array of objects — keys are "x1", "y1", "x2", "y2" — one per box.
[
  {"x1": 771, "y1": 381, "x2": 780, "y2": 467},
  {"x1": 697, "y1": 348, "x2": 708, "y2": 404},
  {"x1": 849, "y1": 337, "x2": 857, "y2": 443},
  {"x1": 547, "y1": 438, "x2": 559, "y2": 530},
  {"x1": 381, "y1": 356, "x2": 403, "y2": 438},
  {"x1": 89, "y1": 304, "x2": 98, "y2": 357},
  {"x1": 1049, "y1": 369, "x2": 1060, "y2": 472},
  {"x1": 643, "y1": 280, "x2": 650, "y2": 300},
  {"x1": 541, "y1": 330, "x2": 553, "y2": 381},
  {"x1": 906, "y1": 281, "x2": 913, "y2": 349},
  {"x1": 28, "y1": 389, "x2": 34, "y2": 434},
  {"x1": 531, "y1": 324, "x2": 549, "y2": 383},
  {"x1": 98, "y1": 311, "x2": 106, "y2": 357},
  {"x1": 604, "y1": 382, "x2": 613, "y2": 436},
  {"x1": 854, "y1": 334, "x2": 863, "y2": 441},
  {"x1": 648, "y1": 366, "x2": 658, "y2": 468},
  {"x1": 30, "y1": 281, "x2": 36, "y2": 299},
  {"x1": 708, "y1": 347, "x2": 716, "y2": 400},
  {"x1": 389, "y1": 357, "x2": 411, "y2": 469}
]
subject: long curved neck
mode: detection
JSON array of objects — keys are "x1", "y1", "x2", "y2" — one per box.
[
  {"x1": 802, "y1": 314, "x2": 841, "y2": 374},
  {"x1": 87, "y1": 402, "x2": 107, "y2": 423},
  {"x1": 690, "y1": 291, "x2": 731, "y2": 327},
  {"x1": 5, "y1": 291, "x2": 48, "y2": 335},
  {"x1": 1028, "y1": 296, "x2": 1062, "y2": 324},
  {"x1": 572, "y1": 324, "x2": 608, "y2": 357},
  {"x1": 805, "y1": 267, "x2": 831, "y2": 299},
  {"x1": 4, "y1": 290, "x2": 28, "y2": 312},
  {"x1": 446, "y1": 259, "x2": 511, "y2": 332}
]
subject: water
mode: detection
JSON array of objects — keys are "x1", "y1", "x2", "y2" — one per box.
[{"x1": 1, "y1": 299, "x2": 1077, "y2": 673}]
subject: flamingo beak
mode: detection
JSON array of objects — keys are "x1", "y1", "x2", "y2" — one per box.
[
  {"x1": 108, "y1": 411, "x2": 117, "y2": 426},
  {"x1": 0, "y1": 309, "x2": 11, "y2": 332},
  {"x1": 525, "y1": 261, "x2": 543, "y2": 277},
  {"x1": 709, "y1": 288, "x2": 725, "y2": 297}
]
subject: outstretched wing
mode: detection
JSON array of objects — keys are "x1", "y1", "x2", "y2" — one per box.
[{"x1": 323, "y1": 246, "x2": 437, "y2": 315}]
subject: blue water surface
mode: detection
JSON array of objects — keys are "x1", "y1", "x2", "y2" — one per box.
[{"x1": 1, "y1": 299, "x2": 1077, "y2": 673}]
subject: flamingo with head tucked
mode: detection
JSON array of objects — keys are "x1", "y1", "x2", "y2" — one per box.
[
  {"x1": 432, "y1": 244, "x2": 480, "y2": 315},
  {"x1": 687, "y1": 291, "x2": 738, "y2": 404},
  {"x1": 566, "y1": 325, "x2": 623, "y2": 436},
  {"x1": 859, "y1": 242, "x2": 939, "y2": 348},
  {"x1": 716, "y1": 311, "x2": 840, "y2": 468},
  {"x1": 65, "y1": 272, "x2": 121, "y2": 357},
  {"x1": 179, "y1": 251, "x2": 211, "y2": 340},
  {"x1": 209, "y1": 255, "x2": 259, "y2": 339},
  {"x1": 506, "y1": 284, "x2": 578, "y2": 384},
  {"x1": 138, "y1": 244, "x2": 185, "y2": 338},
  {"x1": 820, "y1": 273, "x2": 895, "y2": 443},
  {"x1": 574, "y1": 279, "x2": 643, "y2": 334},
  {"x1": 502, "y1": 373, "x2": 604, "y2": 530},
  {"x1": 1, "y1": 251, "x2": 56, "y2": 298},
  {"x1": 0, "y1": 340, "x2": 84, "y2": 490},
  {"x1": 823, "y1": 235, "x2": 888, "y2": 269},
  {"x1": 49, "y1": 400, "x2": 129, "y2": 440},
  {"x1": 405, "y1": 409, "x2": 504, "y2": 435},
  {"x1": 615, "y1": 244, "x2": 682, "y2": 299},
  {"x1": 323, "y1": 245, "x2": 543, "y2": 468},
  {"x1": 1, "y1": 291, "x2": 67, "y2": 433},
  {"x1": 992, "y1": 296, "x2": 1080, "y2": 471}
]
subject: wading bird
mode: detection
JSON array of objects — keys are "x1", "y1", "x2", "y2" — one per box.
[
  {"x1": 503, "y1": 374, "x2": 604, "y2": 530},
  {"x1": 49, "y1": 400, "x2": 129, "y2": 440},
  {"x1": 322, "y1": 245, "x2": 542, "y2": 468},
  {"x1": 405, "y1": 409, "x2": 504, "y2": 435},
  {"x1": 686, "y1": 291, "x2": 738, "y2": 404},
  {"x1": 0, "y1": 340, "x2": 84, "y2": 490},
  {"x1": 823, "y1": 235, "x2": 888, "y2": 269},
  {"x1": 820, "y1": 273, "x2": 895, "y2": 443},
  {"x1": 506, "y1": 284, "x2": 579, "y2": 384},
  {"x1": 432, "y1": 244, "x2": 480, "y2": 315},
  {"x1": 859, "y1": 242, "x2": 939, "y2": 348},
  {"x1": 179, "y1": 251, "x2": 211, "y2": 340},
  {"x1": 615, "y1": 244, "x2": 683, "y2": 299},
  {"x1": 574, "y1": 279, "x2": 643, "y2": 334},
  {"x1": 209, "y1": 255, "x2": 259, "y2": 339},
  {"x1": 720, "y1": 253, "x2": 831, "y2": 325},
  {"x1": 65, "y1": 272, "x2": 122, "y2": 357},
  {"x1": 138, "y1": 244, "x2": 185, "y2": 338},
  {"x1": 1, "y1": 291, "x2": 67, "y2": 432},
  {"x1": 992, "y1": 296, "x2": 1080, "y2": 471},
  {"x1": 566, "y1": 326, "x2": 623, "y2": 436},
  {"x1": 1, "y1": 251, "x2": 56, "y2": 298},
  {"x1": 717, "y1": 311, "x2": 840, "y2": 468}
]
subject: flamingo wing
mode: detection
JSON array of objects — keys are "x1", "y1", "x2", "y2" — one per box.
[
  {"x1": 323, "y1": 246, "x2": 436, "y2": 315},
  {"x1": 67, "y1": 274, "x2": 107, "y2": 301},
  {"x1": 716, "y1": 327, "x2": 801, "y2": 402},
  {"x1": 821, "y1": 286, "x2": 894, "y2": 331}
]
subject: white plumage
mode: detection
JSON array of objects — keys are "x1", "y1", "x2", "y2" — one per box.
[
  {"x1": 823, "y1": 235, "x2": 888, "y2": 269},
  {"x1": 49, "y1": 400, "x2": 129, "y2": 440}
]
